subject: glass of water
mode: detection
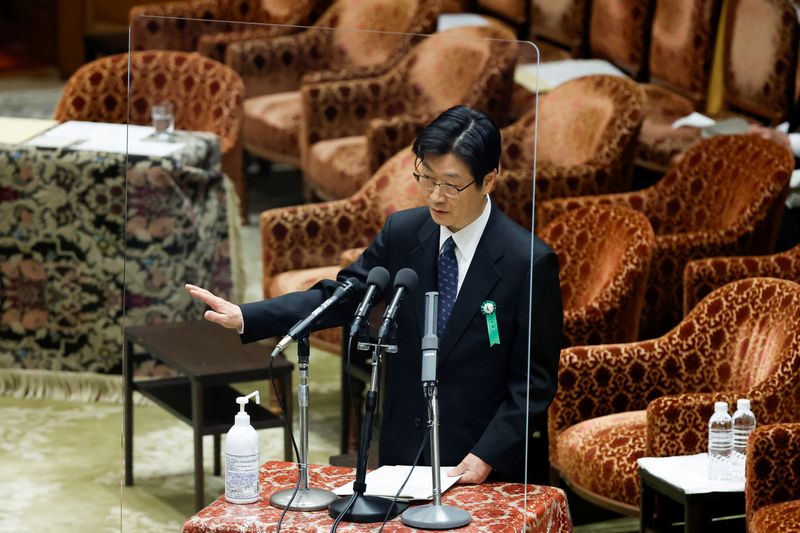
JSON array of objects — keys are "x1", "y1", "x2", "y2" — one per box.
[{"x1": 151, "y1": 101, "x2": 175, "y2": 140}]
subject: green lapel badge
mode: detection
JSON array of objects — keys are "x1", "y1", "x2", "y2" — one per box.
[{"x1": 480, "y1": 300, "x2": 501, "y2": 347}]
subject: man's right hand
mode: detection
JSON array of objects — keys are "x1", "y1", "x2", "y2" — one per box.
[{"x1": 185, "y1": 283, "x2": 244, "y2": 332}]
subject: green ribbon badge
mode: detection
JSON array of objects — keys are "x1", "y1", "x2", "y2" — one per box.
[{"x1": 481, "y1": 300, "x2": 501, "y2": 347}]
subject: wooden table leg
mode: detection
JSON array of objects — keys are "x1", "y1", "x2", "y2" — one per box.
[
  {"x1": 124, "y1": 339, "x2": 134, "y2": 486},
  {"x1": 213, "y1": 434, "x2": 221, "y2": 476},
  {"x1": 685, "y1": 499, "x2": 708, "y2": 533},
  {"x1": 282, "y1": 365, "x2": 293, "y2": 462},
  {"x1": 639, "y1": 473, "x2": 655, "y2": 533},
  {"x1": 191, "y1": 379, "x2": 204, "y2": 511}
]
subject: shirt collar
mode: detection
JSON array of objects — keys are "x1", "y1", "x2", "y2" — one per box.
[{"x1": 439, "y1": 195, "x2": 492, "y2": 259}]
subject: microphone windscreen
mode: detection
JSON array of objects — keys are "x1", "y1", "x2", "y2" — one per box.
[
  {"x1": 394, "y1": 268, "x2": 419, "y2": 292},
  {"x1": 366, "y1": 266, "x2": 390, "y2": 292}
]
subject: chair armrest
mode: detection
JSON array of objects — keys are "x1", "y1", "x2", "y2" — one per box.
[
  {"x1": 129, "y1": 0, "x2": 223, "y2": 21},
  {"x1": 197, "y1": 26, "x2": 297, "y2": 63},
  {"x1": 260, "y1": 198, "x2": 382, "y2": 298},
  {"x1": 538, "y1": 191, "x2": 648, "y2": 227},
  {"x1": 339, "y1": 247, "x2": 366, "y2": 267},
  {"x1": 365, "y1": 114, "x2": 436, "y2": 174},
  {"x1": 746, "y1": 423, "x2": 800, "y2": 519},
  {"x1": 646, "y1": 392, "x2": 740, "y2": 457}
]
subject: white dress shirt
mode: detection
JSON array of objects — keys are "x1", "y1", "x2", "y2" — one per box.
[{"x1": 438, "y1": 195, "x2": 493, "y2": 297}]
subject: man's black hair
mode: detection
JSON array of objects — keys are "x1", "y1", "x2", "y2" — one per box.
[{"x1": 412, "y1": 105, "x2": 501, "y2": 187}]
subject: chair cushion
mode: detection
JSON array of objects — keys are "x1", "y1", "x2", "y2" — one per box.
[
  {"x1": 750, "y1": 500, "x2": 800, "y2": 533},
  {"x1": 243, "y1": 91, "x2": 303, "y2": 165},
  {"x1": 636, "y1": 84, "x2": 700, "y2": 170},
  {"x1": 270, "y1": 266, "x2": 342, "y2": 353},
  {"x1": 306, "y1": 136, "x2": 370, "y2": 200},
  {"x1": 556, "y1": 410, "x2": 647, "y2": 508}
]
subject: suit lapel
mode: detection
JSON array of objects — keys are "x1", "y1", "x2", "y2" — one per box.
[
  {"x1": 438, "y1": 206, "x2": 504, "y2": 367},
  {"x1": 409, "y1": 216, "x2": 440, "y2": 337}
]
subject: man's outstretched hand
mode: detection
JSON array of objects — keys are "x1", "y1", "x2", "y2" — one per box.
[
  {"x1": 185, "y1": 283, "x2": 243, "y2": 332},
  {"x1": 447, "y1": 453, "x2": 492, "y2": 484}
]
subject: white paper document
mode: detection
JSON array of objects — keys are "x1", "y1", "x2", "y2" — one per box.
[
  {"x1": 333, "y1": 466, "x2": 462, "y2": 501},
  {"x1": 515, "y1": 59, "x2": 627, "y2": 93},
  {"x1": 24, "y1": 121, "x2": 185, "y2": 156}
]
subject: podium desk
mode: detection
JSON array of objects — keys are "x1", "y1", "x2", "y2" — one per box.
[{"x1": 183, "y1": 461, "x2": 573, "y2": 532}]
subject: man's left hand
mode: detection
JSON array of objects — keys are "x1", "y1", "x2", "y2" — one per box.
[{"x1": 447, "y1": 453, "x2": 492, "y2": 484}]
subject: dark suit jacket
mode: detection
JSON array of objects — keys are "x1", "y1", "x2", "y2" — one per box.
[{"x1": 240, "y1": 204, "x2": 562, "y2": 480}]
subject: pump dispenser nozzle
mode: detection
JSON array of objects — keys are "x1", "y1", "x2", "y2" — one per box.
[{"x1": 235, "y1": 390, "x2": 260, "y2": 425}]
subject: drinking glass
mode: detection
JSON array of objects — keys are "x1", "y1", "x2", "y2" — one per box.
[{"x1": 151, "y1": 102, "x2": 175, "y2": 139}]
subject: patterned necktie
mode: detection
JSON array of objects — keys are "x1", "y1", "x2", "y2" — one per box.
[{"x1": 437, "y1": 237, "x2": 458, "y2": 334}]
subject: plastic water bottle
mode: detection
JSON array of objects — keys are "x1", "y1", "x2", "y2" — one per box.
[
  {"x1": 708, "y1": 401, "x2": 733, "y2": 481},
  {"x1": 732, "y1": 398, "x2": 756, "y2": 480}
]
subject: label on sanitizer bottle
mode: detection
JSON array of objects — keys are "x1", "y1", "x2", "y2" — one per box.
[{"x1": 225, "y1": 453, "x2": 260, "y2": 503}]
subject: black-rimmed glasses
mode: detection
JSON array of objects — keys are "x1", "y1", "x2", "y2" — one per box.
[{"x1": 413, "y1": 171, "x2": 475, "y2": 199}]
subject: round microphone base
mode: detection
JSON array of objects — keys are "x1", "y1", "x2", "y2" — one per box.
[
  {"x1": 328, "y1": 493, "x2": 408, "y2": 523},
  {"x1": 401, "y1": 503, "x2": 472, "y2": 529},
  {"x1": 269, "y1": 487, "x2": 338, "y2": 511}
]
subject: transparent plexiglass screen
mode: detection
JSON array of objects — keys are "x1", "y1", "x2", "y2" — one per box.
[{"x1": 120, "y1": 14, "x2": 540, "y2": 530}]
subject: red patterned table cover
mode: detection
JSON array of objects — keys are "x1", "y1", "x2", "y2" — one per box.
[{"x1": 183, "y1": 461, "x2": 572, "y2": 532}]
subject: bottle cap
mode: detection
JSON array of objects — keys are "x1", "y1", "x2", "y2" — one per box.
[
  {"x1": 714, "y1": 401, "x2": 728, "y2": 412},
  {"x1": 737, "y1": 398, "x2": 750, "y2": 411}
]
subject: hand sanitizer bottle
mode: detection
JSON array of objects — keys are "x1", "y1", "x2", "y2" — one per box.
[{"x1": 225, "y1": 390, "x2": 260, "y2": 504}]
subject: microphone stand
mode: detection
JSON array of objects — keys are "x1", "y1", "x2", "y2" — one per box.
[
  {"x1": 270, "y1": 335, "x2": 338, "y2": 511},
  {"x1": 328, "y1": 336, "x2": 408, "y2": 522}
]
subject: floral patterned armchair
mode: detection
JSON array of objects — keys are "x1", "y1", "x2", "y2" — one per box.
[
  {"x1": 300, "y1": 23, "x2": 518, "y2": 200},
  {"x1": 549, "y1": 278, "x2": 800, "y2": 514},
  {"x1": 234, "y1": 0, "x2": 440, "y2": 167},
  {"x1": 129, "y1": 0, "x2": 327, "y2": 61},
  {"x1": 539, "y1": 205, "x2": 655, "y2": 347},
  {"x1": 746, "y1": 423, "x2": 800, "y2": 532},
  {"x1": 259, "y1": 147, "x2": 425, "y2": 351},
  {"x1": 493, "y1": 75, "x2": 647, "y2": 230},
  {"x1": 683, "y1": 243, "x2": 800, "y2": 315},
  {"x1": 538, "y1": 135, "x2": 793, "y2": 340},
  {"x1": 53, "y1": 51, "x2": 246, "y2": 220}
]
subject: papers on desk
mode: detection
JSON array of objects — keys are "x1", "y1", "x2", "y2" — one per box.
[
  {"x1": 515, "y1": 59, "x2": 627, "y2": 93},
  {"x1": 436, "y1": 13, "x2": 493, "y2": 32},
  {"x1": 24, "y1": 120, "x2": 186, "y2": 157},
  {"x1": 333, "y1": 466, "x2": 462, "y2": 501},
  {"x1": 638, "y1": 454, "x2": 745, "y2": 494},
  {"x1": 0, "y1": 117, "x2": 58, "y2": 144}
]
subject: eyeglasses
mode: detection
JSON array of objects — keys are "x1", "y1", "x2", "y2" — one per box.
[{"x1": 413, "y1": 171, "x2": 475, "y2": 199}]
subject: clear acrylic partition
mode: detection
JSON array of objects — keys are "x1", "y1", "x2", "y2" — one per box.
[{"x1": 122, "y1": 15, "x2": 539, "y2": 530}]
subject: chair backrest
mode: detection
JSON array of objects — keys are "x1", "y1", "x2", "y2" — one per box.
[
  {"x1": 588, "y1": 0, "x2": 655, "y2": 79},
  {"x1": 54, "y1": 51, "x2": 244, "y2": 153},
  {"x1": 641, "y1": 135, "x2": 792, "y2": 239},
  {"x1": 501, "y1": 75, "x2": 646, "y2": 170},
  {"x1": 723, "y1": 0, "x2": 799, "y2": 124},
  {"x1": 353, "y1": 147, "x2": 427, "y2": 224},
  {"x1": 540, "y1": 204, "x2": 655, "y2": 345},
  {"x1": 530, "y1": 0, "x2": 590, "y2": 55},
  {"x1": 648, "y1": 0, "x2": 722, "y2": 105},
  {"x1": 677, "y1": 278, "x2": 800, "y2": 392},
  {"x1": 746, "y1": 423, "x2": 800, "y2": 521}
]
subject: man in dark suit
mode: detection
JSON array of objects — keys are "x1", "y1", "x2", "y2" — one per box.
[{"x1": 186, "y1": 106, "x2": 562, "y2": 483}]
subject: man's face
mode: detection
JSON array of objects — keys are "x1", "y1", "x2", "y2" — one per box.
[{"x1": 418, "y1": 153, "x2": 496, "y2": 232}]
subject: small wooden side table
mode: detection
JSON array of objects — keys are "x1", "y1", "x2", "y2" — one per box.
[{"x1": 123, "y1": 320, "x2": 294, "y2": 511}]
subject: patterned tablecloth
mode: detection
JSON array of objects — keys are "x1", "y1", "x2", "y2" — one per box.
[
  {"x1": 183, "y1": 461, "x2": 572, "y2": 532},
  {"x1": 0, "y1": 131, "x2": 236, "y2": 372}
]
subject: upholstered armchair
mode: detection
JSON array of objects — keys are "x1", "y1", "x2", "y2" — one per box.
[
  {"x1": 475, "y1": 0, "x2": 529, "y2": 35},
  {"x1": 588, "y1": 0, "x2": 656, "y2": 80},
  {"x1": 683, "y1": 243, "x2": 800, "y2": 315},
  {"x1": 233, "y1": 0, "x2": 440, "y2": 167},
  {"x1": 494, "y1": 75, "x2": 647, "y2": 230},
  {"x1": 53, "y1": 51, "x2": 247, "y2": 219},
  {"x1": 129, "y1": 0, "x2": 325, "y2": 61},
  {"x1": 259, "y1": 147, "x2": 425, "y2": 351},
  {"x1": 636, "y1": 0, "x2": 723, "y2": 172},
  {"x1": 549, "y1": 278, "x2": 800, "y2": 514},
  {"x1": 300, "y1": 23, "x2": 518, "y2": 200},
  {"x1": 529, "y1": 0, "x2": 591, "y2": 61},
  {"x1": 746, "y1": 423, "x2": 800, "y2": 532},
  {"x1": 540, "y1": 205, "x2": 655, "y2": 347},
  {"x1": 539, "y1": 135, "x2": 793, "y2": 340}
]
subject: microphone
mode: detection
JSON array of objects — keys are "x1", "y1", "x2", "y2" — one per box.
[
  {"x1": 377, "y1": 268, "x2": 418, "y2": 340},
  {"x1": 348, "y1": 266, "x2": 390, "y2": 338},
  {"x1": 271, "y1": 278, "x2": 358, "y2": 357},
  {"x1": 420, "y1": 292, "x2": 438, "y2": 383}
]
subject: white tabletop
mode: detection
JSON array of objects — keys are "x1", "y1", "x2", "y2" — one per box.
[{"x1": 638, "y1": 453, "x2": 745, "y2": 495}]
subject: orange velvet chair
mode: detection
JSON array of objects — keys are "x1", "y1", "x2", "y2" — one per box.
[
  {"x1": 529, "y1": 0, "x2": 591, "y2": 61},
  {"x1": 636, "y1": 0, "x2": 723, "y2": 172},
  {"x1": 587, "y1": 0, "x2": 656, "y2": 80},
  {"x1": 538, "y1": 134, "x2": 793, "y2": 340},
  {"x1": 53, "y1": 51, "x2": 246, "y2": 219},
  {"x1": 300, "y1": 23, "x2": 518, "y2": 200},
  {"x1": 683, "y1": 243, "x2": 800, "y2": 315},
  {"x1": 746, "y1": 423, "x2": 800, "y2": 533},
  {"x1": 232, "y1": 0, "x2": 440, "y2": 167},
  {"x1": 129, "y1": 0, "x2": 327, "y2": 61},
  {"x1": 494, "y1": 74, "x2": 647, "y2": 230},
  {"x1": 550, "y1": 277, "x2": 800, "y2": 515},
  {"x1": 539, "y1": 205, "x2": 655, "y2": 346},
  {"x1": 259, "y1": 147, "x2": 425, "y2": 352}
]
